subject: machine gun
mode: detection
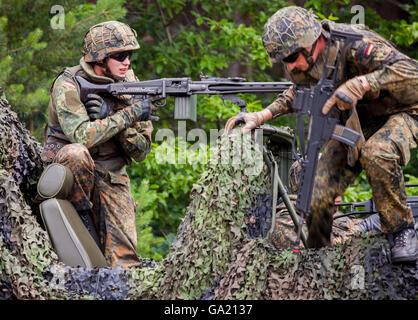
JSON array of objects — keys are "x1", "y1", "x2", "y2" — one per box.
[
  {"x1": 291, "y1": 30, "x2": 363, "y2": 253},
  {"x1": 75, "y1": 75, "x2": 292, "y2": 121}
]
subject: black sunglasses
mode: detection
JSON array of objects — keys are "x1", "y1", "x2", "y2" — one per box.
[
  {"x1": 109, "y1": 51, "x2": 132, "y2": 62},
  {"x1": 282, "y1": 50, "x2": 301, "y2": 63}
]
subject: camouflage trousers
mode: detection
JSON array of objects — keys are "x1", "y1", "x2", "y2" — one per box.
[
  {"x1": 307, "y1": 112, "x2": 417, "y2": 248},
  {"x1": 53, "y1": 143, "x2": 141, "y2": 268}
]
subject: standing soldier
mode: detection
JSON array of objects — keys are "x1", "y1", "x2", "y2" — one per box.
[
  {"x1": 226, "y1": 6, "x2": 418, "y2": 263},
  {"x1": 41, "y1": 21, "x2": 152, "y2": 267}
]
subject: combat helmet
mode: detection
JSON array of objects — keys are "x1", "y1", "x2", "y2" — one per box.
[
  {"x1": 262, "y1": 6, "x2": 322, "y2": 63},
  {"x1": 83, "y1": 21, "x2": 140, "y2": 62}
]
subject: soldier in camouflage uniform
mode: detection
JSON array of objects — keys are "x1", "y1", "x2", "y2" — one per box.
[
  {"x1": 226, "y1": 6, "x2": 418, "y2": 263},
  {"x1": 41, "y1": 21, "x2": 152, "y2": 267}
]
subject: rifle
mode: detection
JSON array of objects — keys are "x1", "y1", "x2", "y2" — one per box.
[
  {"x1": 334, "y1": 185, "x2": 418, "y2": 220},
  {"x1": 334, "y1": 193, "x2": 418, "y2": 239},
  {"x1": 75, "y1": 75, "x2": 292, "y2": 121},
  {"x1": 291, "y1": 30, "x2": 364, "y2": 253}
]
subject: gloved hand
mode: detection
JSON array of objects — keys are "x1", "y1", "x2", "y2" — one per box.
[
  {"x1": 138, "y1": 99, "x2": 152, "y2": 121},
  {"x1": 134, "y1": 120, "x2": 153, "y2": 140},
  {"x1": 84, "y1": 94, "x2": 113, "y2": 120},
  {"x1": 322, "y1": 76, "x2": 370, "y2": 115},
  {"x1": 122, "y1": 99, "x2": 151, "y2": 124},
  {"x1": 225, "y1": 109, "x2": 273, "y2": 134}
]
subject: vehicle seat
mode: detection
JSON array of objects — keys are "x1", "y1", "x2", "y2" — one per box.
[{"x1": 38, "y1": 163, "x2": 108, "y2": 268}]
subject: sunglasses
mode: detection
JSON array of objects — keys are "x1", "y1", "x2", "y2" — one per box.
[
  {"x1": 109, "y1": 51, "x2": 132, "y2": 62},
  {"x1": 282, "y1": 50, "x2": 301, "y2": 63}
]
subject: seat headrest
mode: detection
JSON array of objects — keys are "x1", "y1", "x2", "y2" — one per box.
[{"x1": 37, "y1": 163, "x2": 74, "y2": 199}]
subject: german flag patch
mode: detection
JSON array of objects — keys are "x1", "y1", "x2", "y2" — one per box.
[
  {"x1": 63, "y1": 80, "x2": 76, "y2": 88},
  {"x1": 364, "y1": 44, "x2": 374, "y2": 56}
]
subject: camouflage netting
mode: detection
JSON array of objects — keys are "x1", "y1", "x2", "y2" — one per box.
[
  {"x1": 0, "y1": 90, "x2": 416, "y2": 300},
  {"x1": 137, "y1": 133, "x2": 270, "y2": 299},
  {"x1": 215, "y1": 235, "x2": 417, "y2": 299}
]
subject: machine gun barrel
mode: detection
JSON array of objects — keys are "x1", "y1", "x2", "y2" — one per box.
[{"x1": 76, "y1": 75, "x2": 292, "y2": 99}]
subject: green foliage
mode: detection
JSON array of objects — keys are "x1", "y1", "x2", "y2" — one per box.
[
  {"x1": 128, "y1": 137, "x2": 208, "y2": 260},
  {"x1": 404, "y1": 148, "x2": 418, "y2": 178},
  {"x1": 405, "y1": 174, "x2": 418, "y2": 196},
  {"x1": 196, "y1": 94, "x2": 266, "y2": 130},
  {"x1": 342, "y1": 171, "x2": 418, "y2": 203},
  {"x1": 342, "y1": 171, "x2": 372, "y2": 203}
]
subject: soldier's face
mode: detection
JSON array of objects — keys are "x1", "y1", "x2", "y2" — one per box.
[
  {"x1": 283, "y1": 50, "x2": 309, "y2": 72},
  {"x1": 106, "y1": 54, "x2": 131, "y2": 78},
  {"x1": 282, "y1": 36, "x2": 326, "y2": 73}
]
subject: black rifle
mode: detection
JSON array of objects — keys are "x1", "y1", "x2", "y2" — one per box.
[
  {"x1": 334, "y1": 192, "x2": 418, "y2": 238},
  {"x1": 75, "y1": 75, "x2": 292, "y2": 121},
  {"x1": 334, "y1": 185, "x2": 418, "y2": 220},
  {"x1": 335, "y1": 197, "x2": 418, "y2": 219},
  {"x1": 291, "y1": 30, "x2": 363, "y2": 253}
]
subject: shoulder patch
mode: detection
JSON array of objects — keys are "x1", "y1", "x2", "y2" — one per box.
[
  {"x1": 63, "y1": 80, "x2": 77, "y2": 88},
  {"x1": 364, "y1": 44, "x2": 374, "y2": 56}
]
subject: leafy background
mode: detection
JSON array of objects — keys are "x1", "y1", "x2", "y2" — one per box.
[{"x1": 0, "y1": 0, "x2": 416, "y2": 260}]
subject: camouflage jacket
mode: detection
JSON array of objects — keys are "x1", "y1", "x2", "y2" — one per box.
[
  {"x1": 267, "y1": 20, "x2": 418, "y2": 137},
  {"x1": 41, "y1": 57, "x2": 152, "y2": 177}
]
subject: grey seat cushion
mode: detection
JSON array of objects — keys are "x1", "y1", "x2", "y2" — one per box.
[
  {"x1": 37, "y1": 163, "x2": 74, "y2": 200},
  {"x1": 40, "y1": 198, "x2": 108, "y2": 268}
]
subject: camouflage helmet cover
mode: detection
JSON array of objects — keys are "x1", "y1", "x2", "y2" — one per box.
[
  {"x1": 83, "y1": 21, "x2": 140, "y2": 62},
  {"x1": 262, "y1": 6, "x2": 322, "y2": 62}
]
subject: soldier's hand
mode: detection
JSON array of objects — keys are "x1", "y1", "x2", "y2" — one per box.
[
  {"x1": 322, "y1": 76, "x2": 370, "y2": 115},
  {"x1": 225, "y1": 115, "x2": 245, "y2": 133},
  {"x1": 138, "y1": 99, "x2": 152, "y2": 121},
  {"x1": 225, "y1": 109, "x2": 273, "y2": 135},
  {"x1": 84, "y1": 94, "x2": 113, "y2": 120},
  {"x1": 135, "y1": 120, "x2": 153, "y2": 140},
  {"x1": 123, "y1": 100, "x2": 151, "y2": 124}
]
